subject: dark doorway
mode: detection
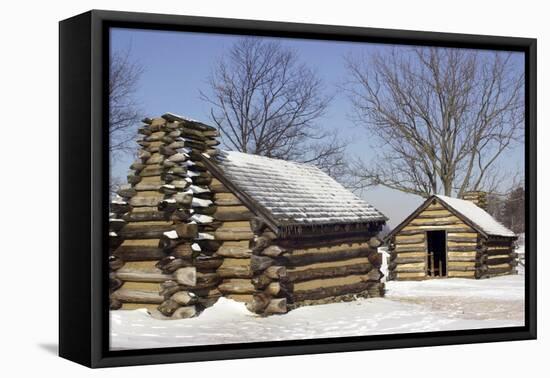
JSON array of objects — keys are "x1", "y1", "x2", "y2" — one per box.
[{"x1": 426, "y1": 231, "x2": 447, "y2": 277}]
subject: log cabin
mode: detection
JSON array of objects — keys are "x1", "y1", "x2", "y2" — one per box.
[
  {"x1": 109, "y1": 113, "x2": 388, "y2": 318},
  {"x1": 385, "y1": 194, "x2": 518, "y2": 281}
]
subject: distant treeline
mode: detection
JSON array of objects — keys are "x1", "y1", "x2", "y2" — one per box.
[{"x1": 487, "y1": 187, "x2": 525, "y2": 234}]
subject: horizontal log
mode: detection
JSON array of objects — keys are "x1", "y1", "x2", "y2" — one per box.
[
  {"x1": 446, "y1": 237, "x2": 478, "y2": 243},
  {"x1": 448, "y1": 261, "x2": 479, "y2": 268},
  {"x1": 218, "y1": 279, "x2": 255, "y2": 294},
  {"x1": 277, "y1": 233, "x2": 379, "y2": 250},
  {"x1": 447, "y1": 246, "x2": 478, "y2": 252},
  {"x1": 289, "y1": 289, "x2": 374, "y2": 308},
  {"x1": 122, "y1": 211, "x2": 171, "y2": 222},
  {"x1": 194, "y1": 205, "x2": 217, "y2": 216},
  {"x1": 139, "y1": 166, "x2": 164, "y2": 177},
  {"x1": 121, "y1": 281, "x2": 163, "y2": 292},
  {"x1": 291, "y1": 280, "x2": 377, "y2": 302},
  {"x1": 293, "y1": 273, "x2": 378, "y2": 292},
  {"x1": 118, "y1": 221, "x2": 174, "y2": 239},
  {"x1": 395, "y1": 242, "x2": 425, "y2": 251},
  {"x1": 447, "y1": 256, "x2": 478, "y2": 263},
  {"x1": 393, "y1": 251, "x2": 426, "y2": 259},
  {"x1": 287, "y1": 241, "x2": 372, "y2": 257},
  {"x1": 287, "y1": 259, "x2": 373, "y2": 282},
  {"x1": 391, "y1": 271, "x2": 426, "y2": 280},
  {"x1": 214, "y1": 229, "x2": 254, "y2": 241},
  {"x1": 112, "y1": 289, "x2": 164, "y2": 304},
  {"x1": 225, "y1": 294, "x2": 254, "y2": 303},
  {"x1": 447, "y1": 271, "x2": 476, "y2": 278},
  {"x1": 448, "y1": 251, "x2": 479, "y2": 258},
  {"x1": 215, "y1": 241, "x2": 252, "y2": 258},
  {"x1": 485, "y1": 247, "x2": 513, "y2": 256},
  {"x1": 213, "y1": 205, "x2": 253, "y2": 221},
  {"x1": 394, "y1": 263, "x2": 425, "y2": 273},
  {"x1": 483, "y1": 239, "x2": 515, "y2": 247},
  {"x1": 282, "y1": 248, "x2": 373, "y2": 267},
  {"x1": 395, "y1": 235, "x2": 425, "y2": 244},
  {"x1": 217, "y1": 259, "x2": 253, "y2": 278},
  {"x1": 392, "y1": 246, "x2": 425, "y2": 253},
  {"x1": 485, "y1": 256, "x2": 515, "y2": 265},
  {"x1": 119, "y1": 303, "x2": 159, "y2": 311},
  {"x1": 410, "y1": 214, "x2": 461, "y2": 224},
  {"x1": 394, "y1": 231, "x2": 424, "y2": 238},
  {"x1": 114, "y1": 241, "x2": 167, "y2": 261},
  {"x1": 447, "y1": 266, "x2": 477, "y2": 272},
  {"x1": 486, "y1": 263, "x2": 515, "y2": 272},
  {"x1": 392, "y1": 256, "x2": 425, "y2": 265},
  {"x1": 447, "y1": 241, "x2": 477, "y2": 247},
  {"x1": 116, "y1": 271, "x2": 172, "y2": 283},
  {"x1": 129, "y1": 196, "x2": 163, "y2": 207},
  {"x1": 401, "y1": 225, "x2": 473, "y2": 233},
  {"x1": 416, "y1": 209, "x2": 453, "y2": 218}
]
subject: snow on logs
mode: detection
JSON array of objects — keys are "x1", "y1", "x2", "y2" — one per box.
[{"x1": 108, "y1": 115, "x2": 221, "y2": 317}]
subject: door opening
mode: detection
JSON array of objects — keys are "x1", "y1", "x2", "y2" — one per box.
[{"x1": 426, "y1": 230, "x2": 447, "y2": 277}]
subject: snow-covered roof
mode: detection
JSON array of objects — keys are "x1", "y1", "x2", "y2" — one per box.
[
  {"x1": 213, "y1": 151, "x2": 387, "y2": 229},
  {"x1": 161, "y1": 113, "x2": 217, "y2": 131},
  {"x1": 435, "y1": 195, "x2": 515, "y2": 237}
]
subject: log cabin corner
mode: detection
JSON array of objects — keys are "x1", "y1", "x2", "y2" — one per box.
[{"x1": 385, "y1": 194, "x2": 518, "y2": 281}]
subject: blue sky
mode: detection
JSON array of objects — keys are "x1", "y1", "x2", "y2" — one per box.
[{"x1": 110, "y1": 28, "x2": 525, "y2": 226}]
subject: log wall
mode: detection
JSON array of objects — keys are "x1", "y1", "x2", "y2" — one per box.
[
  {"x1": 478, "y1": 237, "x2": 518, "y2": 278},
  {"x1": 210, "y1": 179, "x2": 255, "y2": 304},
  {"x1": 245, "y1": 224, "x2": 385, "y2": 315},
  {"x1": 109, "y1": 114, "x2": 388, "y2": 318}
]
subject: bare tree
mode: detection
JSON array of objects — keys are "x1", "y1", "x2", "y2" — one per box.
[
  {"x1": 201, "y1": 38, "x2": 346, "y2": 176},
  {"x1": 345, "y1": 47, "x2": 524, "y2": 197},
  {"x1": 109, "y1": 46, "x2": 143, "y2": 159}
]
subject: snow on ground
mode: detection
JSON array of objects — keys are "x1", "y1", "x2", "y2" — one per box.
[{"x1": 110, "y1": 274, "x2": 525, "y2": 350}]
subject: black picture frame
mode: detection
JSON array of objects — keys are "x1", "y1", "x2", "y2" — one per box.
[{"x1": 59, "y1": 9, "x2": 537, "y2": 368}]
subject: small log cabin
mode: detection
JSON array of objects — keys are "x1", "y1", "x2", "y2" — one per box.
[
  {"x1": 385, "y1": 194, "x2": 518, "y2": 281},
  {"x1": 109, "y1": 113, "x2": 388, "y2": 319}
]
